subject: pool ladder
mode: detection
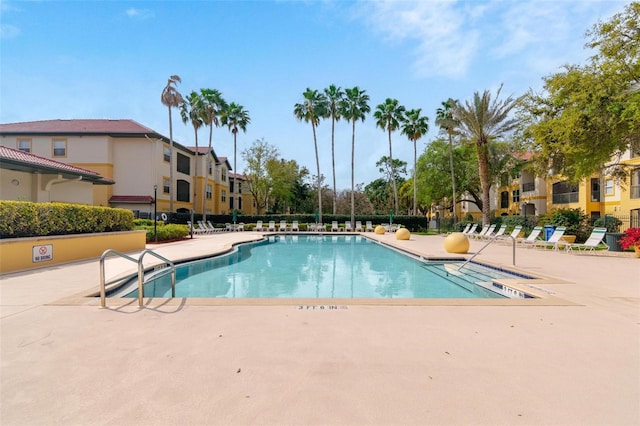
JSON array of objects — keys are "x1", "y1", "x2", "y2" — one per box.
[
  {"x1": 99, "y1": 249, "x2": 176, "y2": 308},
  {"x1": 457, "y1": 235, "x2": 516, "y2": 272}
]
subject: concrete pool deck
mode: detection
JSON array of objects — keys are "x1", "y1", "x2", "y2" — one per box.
[{"x1": 1, "y1": 231, "x2": 638, "y2": 425}]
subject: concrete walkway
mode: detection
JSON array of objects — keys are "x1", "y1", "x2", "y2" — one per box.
[{"x1": 1, "y1": 232, "x2": 638, "y2": 425}]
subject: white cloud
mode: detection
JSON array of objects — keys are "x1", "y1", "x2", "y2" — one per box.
[
  {"x1": 0, "y1": 24, "x2": 20, "y2": 39},
  {"x1": 125, "y1": 7, "x2": 154, "y2": 20}
]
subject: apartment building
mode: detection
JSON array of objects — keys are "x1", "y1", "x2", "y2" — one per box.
[{"x1": 0, "y1": 119, "x2": 239, "y2": 216}]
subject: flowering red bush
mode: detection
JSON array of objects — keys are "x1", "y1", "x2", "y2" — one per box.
[{"x1": 618, "y1": 228, "x2": 640, "y2": 250}]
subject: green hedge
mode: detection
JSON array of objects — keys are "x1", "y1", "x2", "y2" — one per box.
[
  {"x1": 133, "y1": 219, "x2": 189, "y2": 242},
  {"x1": 0, "y1": 201, "x2": 134, "y2": 238}
]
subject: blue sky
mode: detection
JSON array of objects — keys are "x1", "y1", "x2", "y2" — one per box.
[{"x1": 0, "y1": 0, "x2": 628, "y2": 189}]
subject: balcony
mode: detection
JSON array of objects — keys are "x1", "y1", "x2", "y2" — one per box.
[
  {"x1": 522, "y1": 182, "x2": 535, "y2": 192},
  {"x1": 552, "y1": 192, "x2": 579, "y2": 204}
]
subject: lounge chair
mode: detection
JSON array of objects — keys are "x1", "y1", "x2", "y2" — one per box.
[
  {"x1": 355, "y1": 221, "x2": 363, "y2": 232},
  {"x1": 235, "y1": 222, "x2": 245, "y2": 232},
  {"x1": 365, "y1": 221, "x2": 374, "y2": 232},
  {"x1": 331, "y1": 221, "x2": 339, "y2": 232},
  {"x1": 316, "y1": 223, "x2": 325, "y2": 232},
  {"x1": 533, "y1": 226, "x2": 567, "y2": 250},
  {"x1": 207, "y1": 221, "x2": 221, "y2": 233},
  {"x1": 255, "y1": 220, "x2": 264, "y2": 231},
  {"x1": 460, "y1": 223, "x2": 472, "y2": 234},
  {"x1": 497, "y1": 225, "x2": 522, "y2": 243},
  {"x1": 517, "y1": 226, "x2": 543, "y2": 247},
  {"x1": 344, "y1": 221, "x2": 353, "y2": 232},
  {"x1": 484, "y1": 224, "x2": 507, "y2": 240},
  {"x1": 267, "y1": 221, "x2": 276, "y2": 232},
  {"x1": 565, "y1": 227, "x2": 609, "y2": 254},
  {"x1": 187, "y1": 221, "x2": 206, "y2": 235},
  {"x1": 291, "y1": 221, "x2": 299, "y2": 232},
  {"x1": 462, "y1": 223, "x2": 478, "y2": 236},
  {"x1": 198, "y1": 221, "x2": 213, "y2": 234},
  {"x1": 471, "y1": 224, "x2": 491, "y2": 240},
  {"x1": 279, "y1": 220, "x2": 288, "y2": 232}
]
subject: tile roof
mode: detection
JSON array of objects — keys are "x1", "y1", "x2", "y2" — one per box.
[
  {"x1": 109, "y1": 195, "x2": 154, "y2": 204},
  {"x1": 0, "y1": 145, "x2": 114, "y2": 184},
  {"x1": 0, "y1": 119, "x2": 159, "y2": 136}
]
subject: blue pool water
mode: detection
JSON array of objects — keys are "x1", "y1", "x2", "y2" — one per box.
[{"x1": 124, "y1": 235, "x2": 532, "y2": 299}]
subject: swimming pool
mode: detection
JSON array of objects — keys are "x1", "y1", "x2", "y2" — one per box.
[{"x1": 121, "y1": 235, "x2": 533, "y2": 300}]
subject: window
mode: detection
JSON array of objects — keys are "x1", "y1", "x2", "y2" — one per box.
[
  {"x1": 630, "y1": 168, "x2": 640, "y2": 199},
  {"x1": 177, "y1": 153, "x2": 190, "y2": 174},
  {"x1": 52, "y1": 139, "x2": 67, "y2": 157},
  {"x1": 221, "y1": 190, "x2": 226, "y2": 202},
  {"x1": 222, "y1": 168, "x2": 227, "y2": 182},
  {"x1": 163, "y1": 178, "x2": 170, "y2": 194},
  {"x1": 604, "y1": 179, "x2": 614, "y2": 196},
  {"x1": 17, "y1": 139, "x2": 31, "y2": 153},
  {"x1": 591, "y1": 178, "x2": 601, "y2": 202},
  {"x1": 230, "y1": 180, "x2": 235, "y2": 193},
  {"x1": 238, "y1": 196, "x2": 242, "y2": 210},
  {"x1": 500, "y1": 191, "x2": 509, "y2": 208},
  {"x1": 163, "y1": 146, "x2": 171, "y2": 162},
  {"x1": 230, "y1": 196, "x2": 235, "y2": 209},
  {"x1": 512, "y1": 189, "x2": 520, "y2": 203},
  {"x1": 208, "y1": 161, "x2": 213, "y2": 176},
  {"x1": 552, "y1": 181, "x2": 579, "y2": 204},
  {"x1": 206, "y1": 184, "x2": 212, "y2": 199},
  {"x1": 176, "y1": 179, "x2": 190, "y2": 202},
  {"x1": 238, "y1": 181, "x2": 242, "y2": 193}
]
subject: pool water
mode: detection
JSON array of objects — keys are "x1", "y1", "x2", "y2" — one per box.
[{"x1": 125, "y1": 235, "x2": 530, "y2": 299}]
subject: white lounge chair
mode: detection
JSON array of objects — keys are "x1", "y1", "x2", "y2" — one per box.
[
  {"x1": 187, "y1": 221, "x2": 205, "y2": 235},
  {"x1": 518, "y1": 226, "x2": 543, "y2": 247},
  {"x1": 365, "y1": 221, "x2": 374, "y2": 232},
  {"x1": 279, "y1": 220, "x2": 288, "y2": 232},
  {"x1": 462, "y1": 223, "x2": 478, "y2": 236},
  {"x1": 497, "y1": 225, "x2": 522, "y2": 243},
  {"x1": 460, "y1": 223, "x2": 472, "y2": 234},
  {"x1": 484, "y1": 224, "x2": 506, "y2": 240},
  {"x1": 267, "y1": 221, "x2": 276, "y2": 232},
  {"x1": 355, "y1": 221, "x2": 363, "y2": 232},
  {"x1": 198, "y1": 221, "x2": 213, "y2": 234},
  {"x1": 471, "y1": 224, "x2": 491, "y2": 240},
  {"x1": 207, "y1": 221, "x2": 221, "y2": 233},
  {"x1": 291, "y1": 221, "x2": 299, "y2": 232},
  {"x1": 565, "y1": 227, "x2": 608, "y2": 254},
  {"x1": 255, "y1": 220, "x2": 264, "y2": 231},
  {"x1": 344, "y1": 221, "x2": 353, "y2": 232},
  {"x1": 533, "y1": 226, "x2": 567, "y2": 250},
  {"x1": 331, "y1": 221, "x2": 339, "y2": 232}
]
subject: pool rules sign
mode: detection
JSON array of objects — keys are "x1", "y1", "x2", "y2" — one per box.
[{"x1": 32, "y1": 244, "x2": 53, "y2": 263}]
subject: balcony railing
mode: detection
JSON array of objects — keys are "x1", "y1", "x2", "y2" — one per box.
[
  {"x1": 552, "y1": 192, "x2": 579, "y2": 204},
  {"x1": 522, "y1": 182, "x2": 535, "y2": 192}
]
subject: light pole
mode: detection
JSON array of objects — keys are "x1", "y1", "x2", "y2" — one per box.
[{"x1": 153, "y1": 184, "x2": 158, "y2": 243}]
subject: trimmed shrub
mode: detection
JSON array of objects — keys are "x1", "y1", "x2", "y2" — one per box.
[{"x1": 0, "y1": 201, "x2": 134, "y2": 238}]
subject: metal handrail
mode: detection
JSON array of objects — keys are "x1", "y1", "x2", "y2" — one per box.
[
  {"x1": 99, "y1": 249, "x2": 138, "y2": 308},
  {"x1": 137, "y1": 249, "x2": 176, "y2": 307},
  {"x1": 99, "y1": 249, "x2": 176, "y2": 308},
  {"x1": 457, "y1": 235, "x2": 516, "y2": 272}
]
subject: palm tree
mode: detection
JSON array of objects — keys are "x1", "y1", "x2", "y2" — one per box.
[
  {"x1": 294, "y1": 88, "x2": 328, "y2": 223},
  {"x1": 324, "y1": 84, "x2": 344, "y2": 215},
  {"x1": 200, "y1": 88, "x2": 227, "y2": 215},
  {"x1": 160, "y1": 75, "x2": 184, "y2": 213},
  {"x1": 374, "y1": 98, "x2": 406, "y2": 212},
  {"x1": 340, "y1": 87, "x2": 370, "y2": 227},
  {"x1": 401, "y1": 108, "x2": 429, "y2": 215},
  {"x1": 436, "y1": 98, "x2": 459, "y2": 223},
  {"x1": 221, "y1": 102, "x2": 250, "y2": 218},
  {"x1": 180, "y1": 91, "x2": 204, "y2": 215},
  {"x1": 452, "y1": 85, "x2": 519, "y2": 225}
]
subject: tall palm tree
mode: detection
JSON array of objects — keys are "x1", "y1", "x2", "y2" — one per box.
[
  {"x1": 453, "y1": 86, "x2": 519, "y2": 225},
  {"x1": 374, "y1": 98, "x2": 406, "y2": 212},
  {"x1": 200, "y1": 88, "x2": 227, "y2": 215},
  {"x1": 180, "y1": 91, "x2": 204, "y2": 215},
  {"x1": 436, "y1": 98, "x2": 459, "y2": 223},
  {"x1": 324, "y1": 84, "x2": 344, "y2": 214},
  {"x1": 294, "y1": 88, "x2": 328, "y2": 224},
  {"x1": 160, "y1": 75, "x2": 184, "y2": 213},
  {"x1": 401, "y1": 108, "x2": 429, "y2": 215},
  {"x1": 221, "y1": 102, "x2": 250, "y2": 218},
  {"x1": 340, "y1": 86, "x2": 370, "y2": 227}
]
